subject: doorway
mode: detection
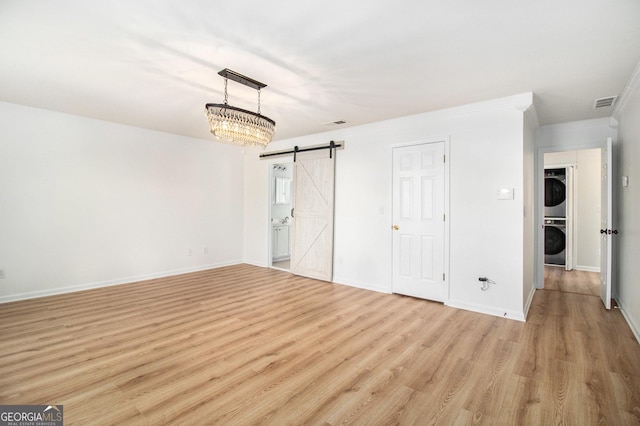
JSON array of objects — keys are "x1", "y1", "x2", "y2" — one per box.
[
  {"x1": 542, "y1": 148, "x2": 601, "y2": 297},
  {"x1": 270, "y1": 162, "x2": 293, "y2": 271}
]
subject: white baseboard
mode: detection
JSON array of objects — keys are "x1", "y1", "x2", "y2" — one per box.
[
  {"x1": 616, "y1": 299, "x2": 640, "y2": 345},
  {"x1": 0, "y1": 261, "x2": 242, "y2": 304},
  {"x1": 446, "y1": 299, "x2": 526, "y2": 322},
  {"x1": 332, "y1": 276, "x2": 391, "y2": 294},
  {"x1": 523, "y1": 284, "x2": 537, "y2": 320},
  {"x1": 574, "y1": 265, "x2": 600, "y2": 273},
  {"x1": 330, "y1": 276, "x2": 527, "y2": 321},
  {"x1": 244, "y1": 260, "x2": 269, "y2": 268}
]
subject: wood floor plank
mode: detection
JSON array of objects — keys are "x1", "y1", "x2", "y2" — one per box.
[
  {"x1": 1, "y1": 264, "x2": 639, "y2": 425},
  {"x1": 461, "y1": 337, "x2": 516, "y2": 421}
]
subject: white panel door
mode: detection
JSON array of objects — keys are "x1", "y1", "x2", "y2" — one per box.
[
  {"x1": 392, "y1": 143, "x2": 446, "y2": 301},
  {"x1": 600, "y1": 137, "x2": 613, "y2": 309},
  {"x1": 290, "y1": 149, "x2": 335, "y2": 282}
]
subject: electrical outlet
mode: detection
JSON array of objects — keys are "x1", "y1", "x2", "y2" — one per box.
[{"x1": 0, "y1": 268, "x2": 5, "y2": 279}]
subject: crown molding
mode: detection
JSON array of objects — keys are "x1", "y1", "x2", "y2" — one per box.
[{"x1": 613, "y1": 59, "x2": 640, "y2": 119}]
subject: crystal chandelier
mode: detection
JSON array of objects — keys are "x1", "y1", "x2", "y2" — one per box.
[{"x1": 205, "y1": 68, "x2": 276, "y2": 148}]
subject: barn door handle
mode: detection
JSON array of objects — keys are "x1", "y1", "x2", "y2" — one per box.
[{"x1": 291, "y1": 208, "x2": 294, "y2": 218}]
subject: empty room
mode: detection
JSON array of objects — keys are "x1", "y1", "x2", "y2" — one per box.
[{"x1": 1, "y1": 1, "x2": 640, "y2": 424}]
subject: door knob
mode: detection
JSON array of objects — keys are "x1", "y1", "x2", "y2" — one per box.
[{"x1": 393, "y1": 225, "x2": 399, "y2": 230}]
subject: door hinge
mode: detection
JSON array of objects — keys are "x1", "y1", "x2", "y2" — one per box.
[
  {"x1": 443, "y1": 273, "x2": 445, "y2": 281},
  {"x1": 443, "y1": 213, "x2": 446, "y2": 221},
  {"x1": 443, "y1": 154, "x2": 446, "y2": 163}
]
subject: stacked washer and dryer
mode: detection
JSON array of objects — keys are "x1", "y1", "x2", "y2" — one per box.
[{"x1": 544, "y1": 168, "x2": 568, "y2": 266}]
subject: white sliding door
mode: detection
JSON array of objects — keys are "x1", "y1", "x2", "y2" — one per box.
[{"x1": 290, "y1": 149, "x2": 336, "y2": 281}]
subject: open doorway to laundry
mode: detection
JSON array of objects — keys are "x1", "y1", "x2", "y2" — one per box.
[
  {"x1": 543, "y1": 148, "x2": 601, "y2": 296},
  {"x1": 270, "y1": 162, "x2": 293, "y2": 271}
]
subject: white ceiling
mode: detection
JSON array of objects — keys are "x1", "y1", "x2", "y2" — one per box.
[{"x1": 1, "y1": 0, "x2": 639, "y2": 142}]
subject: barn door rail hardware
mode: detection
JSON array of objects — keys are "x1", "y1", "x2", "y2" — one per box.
[{"x1": 259, "y1": 141, "x2": 344, "y2": 161}]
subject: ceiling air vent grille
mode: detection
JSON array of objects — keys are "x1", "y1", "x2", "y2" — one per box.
[
  {"x1": 323, "y1": 120, "x2": 348, "y2": 126},
  {"x1": 593, "y1": 96, "x2": 617, "y2": 109}
]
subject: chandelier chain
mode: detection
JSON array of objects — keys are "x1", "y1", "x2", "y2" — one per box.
[
  {"x1": 223, "y1": 77, "x2": 229, "y2": 105},
  {"x1": 257, "y1": 88, "x2": 261, "y2": 115}
]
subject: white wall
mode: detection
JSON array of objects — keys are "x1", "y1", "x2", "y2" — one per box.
[
  {"x1": 0, "y1": 101, "x2": 245, "y2": 302},
  {"x1": 536, "y1": 117, "x2": 617, "y2": 150},
  {"x1": 615, "y1": 78, "x2": 640, "y2": 343},
  {"x1": 244, "y1": 93, "x2": 534, "y2": 320},
  {"x1": 544, "y1": 149, "x2": 601, "y2": 271}
]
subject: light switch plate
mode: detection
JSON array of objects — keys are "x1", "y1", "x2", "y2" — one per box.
[{"x1": 498, "y1": 188, "x2": 514, "y2": 200}]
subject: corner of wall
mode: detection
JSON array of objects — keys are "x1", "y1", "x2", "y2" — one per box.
[
  {"x1": 523, "y1": 283, "x2": 537, "y2": 321},
  {"x1": 613, "y1": 59, "x2": 640, "y2": 122}
]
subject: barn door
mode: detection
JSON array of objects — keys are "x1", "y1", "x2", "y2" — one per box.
[{"x1": 290, "y1": 149, "x2": 336, "y2": 281}]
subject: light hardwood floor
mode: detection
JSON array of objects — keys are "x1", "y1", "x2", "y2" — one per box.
[
  {"x1": 1, "y1": 264, "x2": 639, "y2": 425},
  {"x1": 544, "y1": 266, "x2": 600, "y2": 296}
]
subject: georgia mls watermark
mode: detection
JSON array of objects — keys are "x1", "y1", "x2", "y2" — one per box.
[{"x1": 0, "y1": 405, "x2": 63, "y2": 426}]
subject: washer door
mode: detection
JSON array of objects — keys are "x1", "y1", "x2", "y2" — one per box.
[
  {"x1": 545, "y1": 226, "x2": 566, "y2": 255},
  {"x1": 545, "y1": 177, "x2": 566, "y2": 207}
]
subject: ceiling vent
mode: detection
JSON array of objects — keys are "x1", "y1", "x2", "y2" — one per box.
[
  {"x1": 593, "y1": 96, "x2": 617, "y2": 109},
  {"x1": 324, "y1": 120, "x2": 348, "y2": 126}
]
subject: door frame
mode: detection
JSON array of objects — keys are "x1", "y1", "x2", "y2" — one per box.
[
  {"x1": 390, "y1": 137, "x2": 451, "y2": 301},
  {"x1": 535, "y1": 141, "x2": 613, "y2": 297}
]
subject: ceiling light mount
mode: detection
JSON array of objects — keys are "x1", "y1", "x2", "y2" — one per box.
[
  {"x1": 205, "y1": 68, "x2": 275, "y2": 148},
  {"x1": 218, "y1": 68, "x2": 266, "y2": 91}
]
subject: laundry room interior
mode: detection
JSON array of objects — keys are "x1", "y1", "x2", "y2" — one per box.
[{"x1": 544, "y1": 149, "x2": 602, "y2": 293}]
